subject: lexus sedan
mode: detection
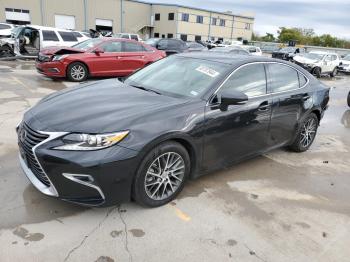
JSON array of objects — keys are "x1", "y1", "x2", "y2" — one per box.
[
  {"x1": 36, "y1": 38, "x2": 166, "y2": 82},
  {"x1": 18, "y1": 53, "x2": 330, "y2": 207}
]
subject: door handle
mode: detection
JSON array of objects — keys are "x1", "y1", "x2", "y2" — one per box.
[{"x1": 258, "y1": 101, "x2": 270, "y2": 111}]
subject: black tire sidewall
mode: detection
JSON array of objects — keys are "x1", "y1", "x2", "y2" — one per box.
[
  {"x1": 314, "y1": 67, "x2": 321, "y2": 78},
  {"x1": 133, "y1": 141, "x2": 190, "y2": 207},
  {"x1": 67, "y1": 62, "x2": 88, "y2": 82}
]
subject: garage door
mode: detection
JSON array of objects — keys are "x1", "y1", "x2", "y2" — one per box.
[
  {"x1": 55, "y1": 15, "x2": 76, "y2": 30},
  {"x1": 96, "y1": 19, "x2": 113, "y2": 32},
  {"x1": 5, "y1": 8, "x2": 30, "y2": 25}
]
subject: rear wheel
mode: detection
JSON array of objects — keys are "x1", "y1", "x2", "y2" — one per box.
[
  {"x1": 133, "y1": 141, "x2": 190, "y2": 207},
  {"x1": 289, "y1": 113, "x2": 319, "y2": 152},
  {"x1": 67, "y1": 62, "x2": 88, "y2": 82},
  {"x1": 347, "y1": 91, "x2": 350, "y2": 107}
]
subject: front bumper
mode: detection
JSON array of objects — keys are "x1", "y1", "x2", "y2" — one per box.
[
  {"x1": 339, "y1": 66, "x2": 350, "y2": 73},
  {"x1": 18, "y1": 127, "x2": 140, "y2": 207},
  {"x1": 36, "y1": 61, "x2": 66, "y2": 78},
  {"x1": 293, "y1": 61, "x2": 314, "y2": 72}
]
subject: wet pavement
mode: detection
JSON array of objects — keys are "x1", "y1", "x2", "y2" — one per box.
[{"x1": 0, "y1": 60, "x2": 349, "y2": 262}]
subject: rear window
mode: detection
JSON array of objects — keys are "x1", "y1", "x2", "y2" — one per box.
[
  {"x1": 72, "y1": 32, "x2": 83, "y2": 37},
  {"x1": 42, "y1": 30, "x2": 59, "y2": 41},
  {"x1": 0, "y1": 24, "x2": 11, "y2": 29},
  {"x1": 58, "y1": 31, "x2": 78, "y2": 42}
]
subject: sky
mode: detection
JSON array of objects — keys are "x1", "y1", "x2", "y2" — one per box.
[{"x1": 151, "y1": 0, "x2": 350, "y2": 39}]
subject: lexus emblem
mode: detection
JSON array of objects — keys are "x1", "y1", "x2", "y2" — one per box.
[{"x1": 20, "y1": 128, "x2": 26, "y2": 142}]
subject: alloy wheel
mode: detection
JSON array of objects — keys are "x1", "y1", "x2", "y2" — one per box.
[
  {"x1": 71, "y1": 65, "x2": 86, "y2": 81},
  {"x1": 144, "y1": 152, "x2": 185, "y2": 201},
  {"x1": 300, "y1": 118, "x2": 317, "y2": 148}
]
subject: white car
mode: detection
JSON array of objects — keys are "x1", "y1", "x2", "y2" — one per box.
[
  {"x1": 115, "y1": 33, "x2": 142, "y2": 41},
  {"x1": 242, "y1": 46, "x2": 262, "y2": 56},
  {"x1": 293, "y1": 51, "x2": 340, "y2": 78},
  {"x1": 0, "y1": 23, "x2": 15, "y2": 38},
  {"x1": 339, "y1": 54, "x2": 350, "y2": 74},
  {"x1": 0, "y1": 25, "x2": 87, "y2": 58}
]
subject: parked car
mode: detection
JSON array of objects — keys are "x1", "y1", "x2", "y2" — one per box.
[
  {"x1": 186, "y1": 41, "x2": 207, "y2": 52},
  {"x1": 144, "y1": 38, "x2": 188, "y2": 56},
  {"x1": 293, "y1": 51, "x2": 340, "y2": 78},
  {"x1": 242, "y1": 45, "x2": 262, "y2": 56},
  {"x1": 115, "y1": 33, "x2": 142, "y2": 41},
  {"x1": 272, "y1": 46, "x2": 305, "y2": 60},
  {"x1": 339, "y1": 54, "x2": 350, "y2": 74},
  {"x1": 0, "y1": 22, "x2": 15, "y2": 38},
  {"x1": 0, "y1": 25, "x2": 87, "y2": 58},
  {"x1": 209, "y1": 46, "x2": 250, "y2": 55},
  {"x1": 71, "y1": 31, "x2": 91, "y2": 42},
  {"x1": 17, "y1": 53, "x2": 329, "y2": 207},
  {"x1": 36, "y1": 38, "x2": 166, "y2": 81}
]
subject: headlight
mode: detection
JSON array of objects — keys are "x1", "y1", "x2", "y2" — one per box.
[
  {"x1": 52, "y1": 54, "x2": 69, "y2": 61},
  {"x1": 53, "y1": 131, "x2": 129, "y2": 151}
]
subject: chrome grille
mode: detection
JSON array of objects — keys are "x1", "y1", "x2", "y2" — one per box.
[{"x1": 18, "y1": 122, "x2": 51, "y2": 187}]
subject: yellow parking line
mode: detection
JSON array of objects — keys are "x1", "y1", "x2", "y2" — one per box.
[{"x1": 11, "y1": 76, "x2": 30, "y2": 89}]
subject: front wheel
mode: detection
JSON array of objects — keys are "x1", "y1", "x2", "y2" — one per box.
[
  {"x1": 67, "y1": 62, "x2": 88, "y2": 82},
  {"x1": 133, "y1": 141, "x2": 190, "y2": 207},
  {"x1": 313, "y1": 67, "x2": 321, "y2": 78},
  {"x1": 330, "y1": 67, "x2": 338, "y2": 77},
  {"x1": 289, "y1": 113, "x2": 319, "y2": 152},
  {"x1": 347, "y1": 91, "x2": 350, "y2": 107}
]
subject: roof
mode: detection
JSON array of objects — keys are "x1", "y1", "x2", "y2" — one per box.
[
  {"x1": 128, "y1": 0, "x2": 255, "y2": 20},
  {"x1": 310, "y1": 50, "x2": 337, "y2": 55},
  {"x1": 176, "y1": 52, "x2": 276, "y2": 65},
  {"x1": 24, "y1": 25, "x2": 75, "y2": 32}
]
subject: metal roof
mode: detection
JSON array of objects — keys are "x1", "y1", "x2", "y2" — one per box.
[{"x1": 128, "y1": 0, "x2": 255, "y2": 20}]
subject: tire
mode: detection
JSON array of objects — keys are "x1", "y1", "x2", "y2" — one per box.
[
  {"x1": 347, "y1": 91, "x2": 350, "y2": 107},
  {"x1": 330, "y1": 67, "x2": 338, "y2": 77},
  {"x1": 0, "y1": 45, "x2": 14, "y2": 57},
  {"x1": 289, "y1": 113, "x2": 319, "y2": 152},
  {"x1": 133, "y1": 141, "x2": 190, "y2": 207},
  {"x1": 313, "y1": 67, "x2": 321, "y2": 78},
  {"x1": 67, "y1": 62, "x2": 88, "y2": 82}
]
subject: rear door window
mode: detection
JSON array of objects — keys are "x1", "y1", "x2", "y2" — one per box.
[
  {"x1": 58, "y1": 31, "x2": 78, "y2": 42},
  {"x1": 0, "y1": 24, "x2": 11, "y2": 29},
  {"x1": 42, "y1": 30, "x2": 59, "y2": 41},
  {"x1": 221, "y1": 63, "x2": 267, "y2": 97},
  {"x1": 298, "y1": 73, "x2": 308, "y2": 87},
  {"x1": 130, "y1": 35, "x2": 138, "y2": 41},
  {"x1": 268, "y1": 64, "x2": 299, "y2": 93}
]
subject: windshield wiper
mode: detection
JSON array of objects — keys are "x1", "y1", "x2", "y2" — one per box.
[{"x1": 130, "y1": 84, "x2": 162, "y2": 95}]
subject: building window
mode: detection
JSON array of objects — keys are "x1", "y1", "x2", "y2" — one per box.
[
  {"x1": 245, "y1": 23, "x2": 251, "y2": 30},
  {"x1": 167, "y1": 33, "x2": 173, "y2": 38},
  {"x1": 220, "y1": 19, "x2": 225, "y2": 27},
  {"x1": 211, "y1": 18, "x2": 217, "y2": 25},
  {"x1": 195, "y1": 35, "x2": 201, "y2": 41},
  {"x1": 196, "y1": 15, "x2": 203, "y2": 24},
  {"x1": 180, "y1": 34, "x2": 187, "y2": 41},
  {"x1": 162, "y1": 34, "x2": 165, "y2": 38},
  {"x1": 155, "y1": 13, "x2": 160, "y2": 21},
  {"x1": 168, "y1": 13, "x2": 174, "y2": 20},
  {"x1": 181, "y1": 13, "x2": 189, "y2": 22},
  {"x1": 154, "y1": 33, "x2": 159, "y2": 37}
]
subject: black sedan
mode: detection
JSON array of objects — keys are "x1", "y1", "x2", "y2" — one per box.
[
  {"x1": 272, "y1": 46, "x2": 305, "y2": 61},
  {"x1": 17, "y1": 53, "x2": 330, "y2": 207}
]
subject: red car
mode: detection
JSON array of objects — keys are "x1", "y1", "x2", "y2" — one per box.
[{"x1": 36, "y1": 38, "x2": 166, "y2": 82}]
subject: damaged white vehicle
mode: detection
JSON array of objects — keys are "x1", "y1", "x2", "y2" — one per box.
[
  {"x1": 293, "y1": 51, "x2": 340, "y2": 78},
  {"x1": 0, "y1": 25, "x2": 88, "y2": 58},
  {"x1": 339, "y1": 54, "x2": 350, "y2": 74}
]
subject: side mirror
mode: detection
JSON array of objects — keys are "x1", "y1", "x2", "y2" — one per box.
[
  {"x1": 93, "y1": 48, "x2": 104, "y2": 55},
  {"x1": 219, "y1": 89, "x2": 248, "y2": 111}
]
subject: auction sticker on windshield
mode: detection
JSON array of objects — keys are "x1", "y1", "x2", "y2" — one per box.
[{"x1": 196, "y1": 65, "x2": 220, "y2": 78}]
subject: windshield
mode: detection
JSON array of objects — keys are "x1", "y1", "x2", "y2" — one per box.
[
  {"x1": 124, "y1": 56, "x2": 230, "y2": 98},
  {"x1": 11, "y1": 27, "x2": 22, "y2": 38},
  {"x1": 72, "y1": 38, "x2": 104, "y2": 50},
  {"x1": 304, "y1": 53, "x2": 325, "y2": 60},
  {"x1": 144, "y1": 38, "x2": 159, "y2": 46},
  {"x1": 280, "y1": 47, "x2": 295, "y2": 52},
  {"x1": 343, "y1": 54, "x2": 350, "y2": 61}
]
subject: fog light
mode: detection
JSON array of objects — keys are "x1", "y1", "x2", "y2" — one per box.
[{"x1": 48, "y1": 68, "x2": 60, "y2": 73}]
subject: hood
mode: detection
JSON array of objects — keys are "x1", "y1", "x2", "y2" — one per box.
[
  {"x1": 293, "y1": 55, "x2": 319, "y2": 64},
  {"x1": 40, "y1": 46, "x2": 85, "y2": 55},
  {"x1": 341, "y1": 60, "x2": 350, "y2": 66},
  {"x1": 24, "y1": 79, "x2": 188, "y2": 133}
]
